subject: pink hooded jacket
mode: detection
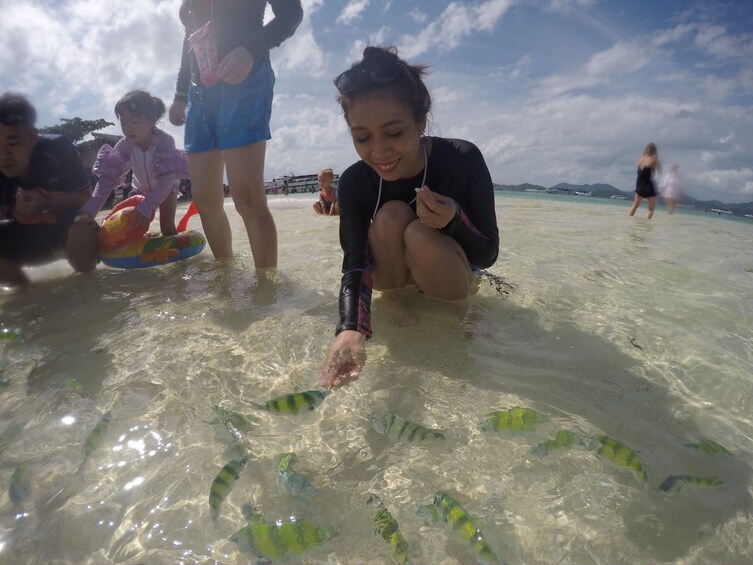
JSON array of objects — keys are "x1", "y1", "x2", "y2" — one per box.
[{"x1": 82, "y1": 129, "x2": 189, "y2": 218}]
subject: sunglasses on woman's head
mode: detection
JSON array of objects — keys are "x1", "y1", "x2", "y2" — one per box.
[{"x1": 333, "y1": 60, "x2": 406, "y2": 94}]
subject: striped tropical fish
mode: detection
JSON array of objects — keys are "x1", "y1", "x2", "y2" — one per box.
[
  {"x1": 529, "y1": 429, "x2": 585, "y2": 457},
  {"x1": 659, "y1": 475, "x2": 724, "y2": 493},
  {"x1": 209, "y1": 456, "x2": 246, "y2": 520},
  {"x1": 276, "y1": 452, "x2": 316, "y2": 497},
  {"x1": 367, "y1": 493, "x2": 409, "y2": 565},
  {"x1": 261, "y1": 389, "x2": 327, "y2": 415},
  {"x1": 8, "y1": 463, "x2": 32, "y2": 505},
  {"x1": 480, "y1": 407, "x2": 542, "y2": 433},
  {"x1": 432, "y1": 492, "x2": 501, "y2": 565},
  {"x1": 0, "y1": 327, "x2": 19, "y2": 340},
  {"x1": 84, "y1": 411, "x2": 112, "y2": 457},
  {"x1": 213, "y1": 405, "x2": 255, "y2": 436},
  {"x1": 369, "y1": 412, "x2": 445, "y2": 444},
  {"x1": 78, "y1": 410, "x2": 113, "y2": 472},
  {"x1": 66, "y1": 378, "x2": 82, "y2": 391},
  {"x1": 230, "y1": 515, "x2": 332, "y2": 560},
  {"x1": 583, "y1": 434, "x2": 648, "y2": 484},
  {"x1": 685, "y1": 440, "x2": 732, "y2": 456}
]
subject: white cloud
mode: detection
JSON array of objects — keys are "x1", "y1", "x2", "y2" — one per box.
[
  {"x1": 696, "y1": 168, "x2": 753, "y2": 196},
  {"x1": 475, "y1": 0, "x2": 516, "y2": 31},
  {"x1": 275, "y1": 1, "x2": 326, "y2": 74},
  {"x1": 718, "y1": 132, "x2": 734, "y2": 144},
  {"x1": 652, "y1": 23, "x2": 696, "y2": 47},
  {"x1": 399, "y1": 0, "x2": 514, "y2": 59},
  {"x1": 345, "y1": 28, "x2": 389, "y2": 66},
  {"x1": 336, "y1": 0, "x2": 369, "y2": 25},
  {"x1": 0, "y1": 0, "x2": 183, "y2": 124},
  {"x1": 584, "y1": 42, "x2": 651, "y2": 75},
  {"x1": 407, "y1": 8, "x2": 429, "y2": 24},
  {"x1": 428, "y1": 56, "x2": 753, "y2": 199},
  {"x1": 546, "y1": 0, "x2": 597, "y2": 12},
  {"x1": 520, "y1": 38, "x2": 654, "y2": 98},
  {"x1": 692, "y1": 24, "x2": 753, "y2": 59},
  {"x1": 270, "y1": 100, "x2": 354, "y2": 176}
]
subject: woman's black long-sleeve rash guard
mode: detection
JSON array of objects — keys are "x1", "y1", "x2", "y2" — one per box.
[{"x1": 336, "y1": 136, "x2": 500, "y2": 337}]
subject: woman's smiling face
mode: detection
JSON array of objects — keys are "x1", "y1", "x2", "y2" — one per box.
[{"x1": 346, "y1": 89, "x2": 426, "y2": 182}]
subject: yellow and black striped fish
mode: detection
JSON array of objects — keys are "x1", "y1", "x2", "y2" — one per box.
[
  {"x1": 261, "y1": 389, "x2": 327, "y2": 415},
  {"x1": 583, "y1": 434, "x2": 647, "y2": 484},
  {"x1": 230, "y1": 515, "x2": 332, "y2": 560},
  {"x1": 659, "y1": 475, "x2": 724, "y2": 493},
  {"x1": 480, "y1": 407, "x2": 542, "y2": 433},
  {"x1": 367, "y1": 493, "x2": 409, "y2": 565},
  {"x1": 0, "y1": 327, "x2": 19, "y2": 341},
  {"x1": 8, "y1": 463, "x2": 32, "y2": 505},
  {"x1": 277, "y1": 452, "x2": 317, "y2": 497},
  {"x1": 685, "y1": 440, "x2": 732, "y2": 456},
  {"x1": 530, "y1": 429, "x2": 585, "y2": 457},
  {"x1": 432, "y1": 492, "x2": 500, "y2": 565},
  {"x1": 78, "y1": 410, "x2": 113, "y2": 472},
  {"x1": 209, "y1": 456, "x2": 246, "y2": 520},
  {"x1": 369, "y1": 412, "x2": 445, "y2": 444},
  {"x1": 84, "y1": 411, "x2": 112, "y2": 458},
  {"x1": 213, "y1": 405, "x2": 255, "y2": 436}
]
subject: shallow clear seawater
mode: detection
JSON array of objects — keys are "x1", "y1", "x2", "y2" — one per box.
[{"x1": 0, "y1": 193, "x2": 751, "y2": 564}]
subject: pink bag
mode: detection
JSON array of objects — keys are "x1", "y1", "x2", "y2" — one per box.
[{"x1": 188, "y1": 0, "x2": 219, "y2": 87}]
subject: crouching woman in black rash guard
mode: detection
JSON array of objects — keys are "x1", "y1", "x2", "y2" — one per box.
[{"x1": 319, "y1": 46, "x2": 499, "y2": 389}]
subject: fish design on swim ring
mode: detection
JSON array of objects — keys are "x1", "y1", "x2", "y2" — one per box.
[{"x1": 98, "y1": 196, "x2": 205, "y2": 269}]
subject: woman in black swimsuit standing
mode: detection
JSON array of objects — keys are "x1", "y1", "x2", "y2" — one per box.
[{"x1": 628, "y1": 142, "x2": 662, "y2": 219}]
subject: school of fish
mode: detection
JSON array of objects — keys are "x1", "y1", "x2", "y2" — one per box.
[{"x1": 4, "y1": 386, "x2": 735, "y2": 565}]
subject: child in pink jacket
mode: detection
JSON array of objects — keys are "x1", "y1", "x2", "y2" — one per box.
[{"x1": 79, "y1": 90, "x2": 188, "y2": 235}]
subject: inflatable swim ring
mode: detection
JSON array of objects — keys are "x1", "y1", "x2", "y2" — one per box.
[
  {"x1": 97, "y1": 195, "x2": 154, "y2": 253},
  {"x1": 99, "y1": 230, "x2": 206, "y2": 269},
  {"x1": 98, "y1": 197, "x2": 205, "y2": 269}
]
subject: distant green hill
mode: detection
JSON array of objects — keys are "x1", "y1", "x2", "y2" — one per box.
[
  {"x1": 493, "y1": 180, "x2": 753, "y2": 216},
  {"x1": 493, "y1": 183, "x2": 547, "y2": 191},
  {"x1": 550, "y1": 182, "x2": 626, "y2": 198}
]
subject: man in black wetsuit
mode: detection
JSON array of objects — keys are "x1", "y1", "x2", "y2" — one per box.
[{"x1": 0, "y1": 92, "x2": 97, "y2": 287}]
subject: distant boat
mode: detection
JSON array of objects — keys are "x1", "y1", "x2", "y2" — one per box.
[
  {"x1": 710, "y1": 208, "x2": 733, "y2": 215},
  {"x1": 610, "y1": 195, "x2": 627, "y2": 200},
  {"x1": 267, "y1": 173, "x2": 340, "y2": 194},
  {"x1": 574, "y1": 191, "x2": 593, "y2": 196},
  {"x1": 745, "y1": 214, "x2": 753, "y2": 219}
]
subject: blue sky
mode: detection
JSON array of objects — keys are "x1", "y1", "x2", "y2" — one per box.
[{"x1": 1, "y1": 0, "x2": 752, "y2": 202}]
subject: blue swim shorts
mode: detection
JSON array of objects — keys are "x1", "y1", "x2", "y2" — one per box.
[{"x1": 185, "y1": 58, "x2": 275, "y2": 153}]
